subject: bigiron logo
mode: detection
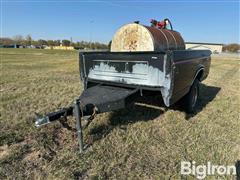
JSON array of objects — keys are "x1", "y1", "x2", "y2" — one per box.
[{"x1": 181, "y1": 161, "x2": 236, "y2": 179}]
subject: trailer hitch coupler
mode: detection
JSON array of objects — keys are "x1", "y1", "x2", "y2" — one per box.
[{"x1": 35, "y1": 116, "x2": 50, "y2": 127}]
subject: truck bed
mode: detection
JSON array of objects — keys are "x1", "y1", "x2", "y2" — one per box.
[{"x1": 79, "y1": 50, "x2": 211, "y2": 106}]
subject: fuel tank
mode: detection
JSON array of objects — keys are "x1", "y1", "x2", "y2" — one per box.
[{"x1": 111, "y1": 23, "x2": 185, "y2": 52}]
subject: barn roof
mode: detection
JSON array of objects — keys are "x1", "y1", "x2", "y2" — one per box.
[{"x1": 185, "y1": 42, "x2": 223, "y2": 46}]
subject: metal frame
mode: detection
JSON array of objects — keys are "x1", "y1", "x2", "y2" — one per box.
[{"x1": 35, "y1": 85, "x2": 139, "y2": 153}]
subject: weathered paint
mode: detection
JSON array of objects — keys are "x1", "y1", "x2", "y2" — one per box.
[
  {"x1": 111, "y1": 23, "x2": 185, "y2": 52},
  {"x1": 79, "y1": 50, "x2": 211, "y2": 107},
  {"x1": 160, "y1": 54, "x2": 172, "y2": 106},
  {"x1": 88, "y1": 60, "x2": 166, "y2": 86},
  {"x1": 111, "y1": 23, "x2": 154, "y2": 52},
  {"x1": 88, "y1": 58, "x2": 172, "y2": 106}
]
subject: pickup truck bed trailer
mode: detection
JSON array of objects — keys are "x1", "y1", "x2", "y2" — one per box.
[
  {"x1": 35, "y1": 49, "x2": 211, "y2": 153},
  {"x1": 80, "y1": 50, "x2": 211, "y2": 107}
]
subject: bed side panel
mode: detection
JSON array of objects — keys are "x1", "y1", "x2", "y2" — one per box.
[{"x1": 169, "y1": 50, "x2": 211, "y2": 104}]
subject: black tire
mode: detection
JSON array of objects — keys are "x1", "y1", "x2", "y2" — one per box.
[{"x1": 184, "y1": 79, "x2": 200, "y2": 113}]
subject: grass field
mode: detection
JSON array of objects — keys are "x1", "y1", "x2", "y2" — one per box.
[{"x1": 0, "y1": 48, "x2": 239, "y2": 179}]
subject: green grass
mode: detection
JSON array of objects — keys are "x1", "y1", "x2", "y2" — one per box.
[{"x1": 0, "y1": 48, "x2": 239, "y2": 179}]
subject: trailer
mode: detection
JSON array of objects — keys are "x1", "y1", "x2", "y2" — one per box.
[{"x1": 35, "y1": 22, "x2": 211, "y2": 153}]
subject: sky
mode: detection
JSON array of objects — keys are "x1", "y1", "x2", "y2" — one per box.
[{"x1": 1, "y1": 0, "x2": 240, "y2": 44}]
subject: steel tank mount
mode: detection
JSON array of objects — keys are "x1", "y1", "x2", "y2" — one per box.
[{"x1": 110, "y1": 23, "x2": 185, "y2": 52}]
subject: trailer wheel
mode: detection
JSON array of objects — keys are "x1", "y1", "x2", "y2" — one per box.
[{"x1": 184, "y1": 79, "x2": 199, "y2": 113}]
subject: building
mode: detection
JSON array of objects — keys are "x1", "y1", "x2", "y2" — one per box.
[
  {"x1": 44, "y1": 44, "x2": 74, "y2": 50},
  {"x1": 52, "y1": 44, "x2": 74, "y2": 50},
  {"x1": 185, "y1": 42, "x2": 223, "y2": 54}
]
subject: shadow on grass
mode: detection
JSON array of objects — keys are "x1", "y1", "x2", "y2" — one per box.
[
  {"x1": 88, "y1": 102, "x2": 164, "y2": 144},
  {"x1": 88, "y1": 84, "x2": 220, "y2": 143},
  {"x1": 172, "y1": 84, "x2": 221, "y2": 120}
]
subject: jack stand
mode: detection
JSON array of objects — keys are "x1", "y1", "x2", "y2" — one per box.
[{"x1": 74, "y1": 99, "x2": 84, "y2": 153}]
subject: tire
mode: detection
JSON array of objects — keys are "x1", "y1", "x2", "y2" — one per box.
[{"x1": 184, "y1": 79, "x2": 200, "y2": 113}]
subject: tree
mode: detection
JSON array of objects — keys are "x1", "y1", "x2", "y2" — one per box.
[
  {"x1": 62, "y1": 39, "x2": 71, "y2": 46},
  {"x1": 25, "y1": 34, "x2": 32, "y2": 46},
  {"x1": 31, "y1": 40, "x2": 40, "y2": 46},
  {"x1": 74, "y1": 41, "x2": 84, "y2": 49},
  {"x1": 38, "y1": 39, "x2": 47, "y2": 46},
  {"x1": 1, "y1": 35, "x2": 108, "y2": 49},
  {"x1": 47, "y1": 40, "x2": 55, "y2": 46},
  {"x1": 13, "y1": 35, "x2": 24, "y2": 45},
  {"x1": 108, "y1": 40, "x2": 112, "y2": 49},
  {"x1": 54, "y1": 40, "x2": 61, "y2": 46},
  {"x1": 70, "y1": 41, "x2": 76, "y2": 47},
  {"x1": 223, "y1": 44, "x2": 240, "y2": 53},
  {"x1": 0, "y1": 38, "x2": 14, "y2": 45}
]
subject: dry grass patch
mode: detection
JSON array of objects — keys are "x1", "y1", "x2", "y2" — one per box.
[{"x1": 0, "y1": 49, "x2": 239, "y2": 179}]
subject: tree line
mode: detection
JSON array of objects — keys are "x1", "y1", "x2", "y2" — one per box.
[
  {"x1": 0, "y1": 35, "x2": 109, "y2": 50},
  {"x1": 222, "y1": 44, "x2": 240, "y2": 53},
  {"x1": 0, "y1": 35, "x2": 239, "y2": 52}
]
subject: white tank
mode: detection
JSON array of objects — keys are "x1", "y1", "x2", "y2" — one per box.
[{"x1": 111, "y1": 23, "x2": 185, "y2": 52}]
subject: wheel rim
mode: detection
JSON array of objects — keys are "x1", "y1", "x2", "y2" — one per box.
[{"x1": 192, "y1": 86, "x2": 198, "y2": 108}]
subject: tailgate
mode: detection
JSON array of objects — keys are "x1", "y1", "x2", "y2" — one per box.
[
  {"x1": 79, "y1": 51, "x2": 167, "y2": 87},
  {"x1": 80, "y1": 85, "x2": 138, "y2": 113}
]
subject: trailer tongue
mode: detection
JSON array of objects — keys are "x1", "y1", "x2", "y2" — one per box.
[{"x1": 35, "y1": 85, "x2": 139, "y2": 152}]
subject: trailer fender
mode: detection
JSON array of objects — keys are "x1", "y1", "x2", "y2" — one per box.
[{"x1": 191, "y1": 67, "x2": 204, "y2": 86}]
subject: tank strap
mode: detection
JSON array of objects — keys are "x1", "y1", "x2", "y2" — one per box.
[
  {"x1": 168, "y1": 30, "x2": 178, "y2": 49},
  {"x1": 158, "y1": 29, "x2": 169, "y2": 49}
]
